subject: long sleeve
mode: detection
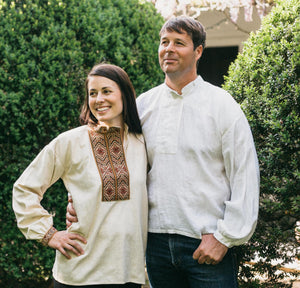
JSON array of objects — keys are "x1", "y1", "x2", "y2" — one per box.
[
  {"x1": 12, "y1": 139, "x2": 65, "y2": 241},
  {"x1": 214, "y1": 114, "x2": 260, "y2": 247}
]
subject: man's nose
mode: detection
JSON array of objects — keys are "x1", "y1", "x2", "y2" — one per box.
[{"x1": 165, "y1": 42, "x2": 175, "y2": 52}]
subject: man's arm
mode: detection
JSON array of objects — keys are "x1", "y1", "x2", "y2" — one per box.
[
  {"x1": 66, "y1": 194, "x2": 78, "y2": 228},
  {"x1": 193, "y1": 98, "x2": 259, "y2": 264}
]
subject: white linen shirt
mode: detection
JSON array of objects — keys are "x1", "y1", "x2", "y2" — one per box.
[
  {"x1": 137, "y1": 76, "x2": 259, "y2": 248},
  {"x1": 13, "y1": 125, "x2": 148, "y2": 285}
]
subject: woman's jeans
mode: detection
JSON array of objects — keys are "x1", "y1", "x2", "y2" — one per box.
[{"x1": 146, "y1": 233, "x2": 238, "y2": 288}]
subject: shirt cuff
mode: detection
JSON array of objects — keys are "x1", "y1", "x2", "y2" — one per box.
[
  {"x1": 213, "y1": 231, "x2": 234, "y2": 248},
  {"x1": 40, "y1": 226, "x2": 57, "y2": 246}
]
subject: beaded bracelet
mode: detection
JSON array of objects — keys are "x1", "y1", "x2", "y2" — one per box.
[{"x1": 41, "y1": 226, "x2": 58, "y2": 246}]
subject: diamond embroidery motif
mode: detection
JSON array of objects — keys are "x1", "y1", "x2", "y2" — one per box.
[{"x1": 89, "y1": 127, "x2": 130, "y2": 201}]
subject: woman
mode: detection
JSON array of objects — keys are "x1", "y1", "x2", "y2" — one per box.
[{"x1": 13, "y1": 64, "x2": 148, "y2": 287}]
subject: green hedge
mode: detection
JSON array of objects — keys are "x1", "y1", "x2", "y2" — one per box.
[
  {"x1": 223, "y1": 0, "x2": 300, "y2": 286},
  {"x1": 0, "y1": 0, "x2": 164, "y2": 286}
]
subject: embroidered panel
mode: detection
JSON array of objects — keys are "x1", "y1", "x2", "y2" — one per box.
[{"x1": 89, "y1": 127, "x2": 130, "y2": 201}]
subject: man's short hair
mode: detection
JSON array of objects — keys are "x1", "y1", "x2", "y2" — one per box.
[{"x1": 160, "y1": 16, "x2": 206, "y2": 50}]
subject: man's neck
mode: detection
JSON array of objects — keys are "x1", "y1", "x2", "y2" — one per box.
[{"x1": 165, "y1": 72, "x2": 198, "y2": 95}]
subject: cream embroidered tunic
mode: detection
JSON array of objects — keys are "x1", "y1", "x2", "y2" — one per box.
[
  {"x1": 13, "y1": 125, "x2": 148, "y2": 285},
  {"x1": 137, "y1": 76, "x2": 260, "y2": 248}
]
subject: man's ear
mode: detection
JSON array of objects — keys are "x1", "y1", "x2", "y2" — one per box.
[{"x1": 195, "y1": 45, "x2": 203, "y2": 61}]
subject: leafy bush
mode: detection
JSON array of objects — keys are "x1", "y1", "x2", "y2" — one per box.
[
  {"x1": 223, "y1": 0, "x2": 300, "y2": 286},
  {"x1": 0, "y1": 0, "x2": 163, "y2": 286}
]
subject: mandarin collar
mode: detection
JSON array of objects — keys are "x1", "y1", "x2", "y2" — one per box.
[{"x1": 164, "y1": 76, "x2": 203, "y2": 97}]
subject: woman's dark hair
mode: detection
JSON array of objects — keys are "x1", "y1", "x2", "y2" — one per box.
[{"x1": 80, "y1": 63, "x2": 142, "y2": 134}]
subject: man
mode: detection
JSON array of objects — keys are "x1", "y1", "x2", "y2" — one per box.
[{"x1": 68, "y1": 16, "x2": 259, "y2": 288}]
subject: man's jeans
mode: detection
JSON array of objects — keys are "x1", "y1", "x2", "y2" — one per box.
[{"x1": 146, "y1": 233, "x2": 238, "y2": 288}]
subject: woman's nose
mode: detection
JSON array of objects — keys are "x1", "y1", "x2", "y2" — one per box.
[{"x1": 96, "y1": 93, "x2": 105, "y2": 103}]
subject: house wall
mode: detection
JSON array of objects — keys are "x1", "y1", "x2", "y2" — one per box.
[{"x1": 197, "y1": 7, "x2": 264, "y2": 52}]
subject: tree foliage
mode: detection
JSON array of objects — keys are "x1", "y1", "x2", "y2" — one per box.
[
  {"x1": 0, "y1": 0, "x2": 164, "y2": 286},
  {"x1": 223, "y1": 0, "x2": 300, "y2": 286}
]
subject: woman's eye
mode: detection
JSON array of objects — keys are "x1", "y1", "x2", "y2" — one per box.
[{"x1": 90, "y1": 91, "x2": 97, "y2": 97}]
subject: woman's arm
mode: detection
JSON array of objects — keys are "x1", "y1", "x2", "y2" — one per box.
[{"x1": 13, "y1": 139, "x2": 87, "y2": 259}]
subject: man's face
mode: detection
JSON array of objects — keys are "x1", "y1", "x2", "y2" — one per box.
[{"x1": 158, "y1": 30, "x2": 202, "y2": 78}]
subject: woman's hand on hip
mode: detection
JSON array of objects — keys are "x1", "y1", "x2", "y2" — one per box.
[{"x1": 48, "y1": 230, "x2": 87, "y2": 259}]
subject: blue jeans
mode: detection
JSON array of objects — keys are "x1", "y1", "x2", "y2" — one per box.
[{"x1": 146, "y1": 233, "x2": 238, "y2": 288}]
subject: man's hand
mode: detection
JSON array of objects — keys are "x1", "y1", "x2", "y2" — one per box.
[
  {"x1": 48, "y1": 230, "x2": 87, "y2": 259},
  {"x1": 192, "y1": 234, "x2": 228, "y2": 265},
  {"x1": 66, "y1": 194, "x2": 78, "y2": 228}
]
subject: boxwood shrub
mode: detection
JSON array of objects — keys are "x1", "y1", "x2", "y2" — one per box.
[{"x1": 223, "y1": 0, "x2": 300, "y2": 286}]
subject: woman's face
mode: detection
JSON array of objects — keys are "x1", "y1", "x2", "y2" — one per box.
[{"x1": 88, "y1": 76, "x2": 123, "y2": 128}]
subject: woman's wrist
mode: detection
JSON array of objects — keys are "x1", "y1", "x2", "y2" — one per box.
[{"x1": 41, "y1": 226, "x2": 58, "y2": 246}]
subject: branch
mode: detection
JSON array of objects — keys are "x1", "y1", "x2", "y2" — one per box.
[{"x1": 223, "y1": 10, "x2": 251, "y2": 35}]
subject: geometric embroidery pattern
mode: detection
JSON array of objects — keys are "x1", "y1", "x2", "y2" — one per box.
[{"x1": 89, "y1": 126, "x2": 130, "y2": 201}]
